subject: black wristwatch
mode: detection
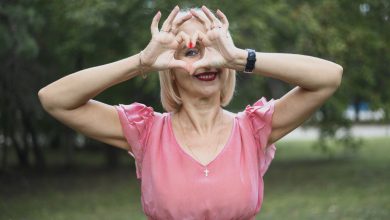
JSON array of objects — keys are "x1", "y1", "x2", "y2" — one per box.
[{"x1": 243, "y1": 49, "x2": 256, "y2": 73}]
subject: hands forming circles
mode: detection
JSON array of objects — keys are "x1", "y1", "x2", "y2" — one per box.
[
  {"x1": 188, "y1": 6, "x2": 238, "y2": 74},
  {"x1": 140, "y1": 6, "x2": 192, "y2": 72},
  {"x1": 141, "y1": 5, "x2": 238, "y2": 75}
]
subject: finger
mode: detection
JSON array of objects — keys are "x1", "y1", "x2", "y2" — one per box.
[
  {"x1": 161, "y1": 5, "x2": 180, "y2": 32},
  {"x1": 201, "y1": 5, "x2": 221, "y2": 28},
  {"x1": 190, "y1": 31, "x2": 199, "y2": 48},
  {"x1": 151, "y1": 11, "x2": 162, "y2": 35},
  {"x1": 170, "y1": 59, "x2": 190, "y2": 73},
  {"x1": 194, "y1": 30, "x2": 211, "y2": 45},
  {"x1": 171, "y1": 13, "x2": 192, "y2": 34},
  {"x1": 190, "y1": 9, "x2": 211, "y2": 30},
  {"x1": 192, "y1": 59, "x2": 209, "y2": 75},
  {"x1": 175, "y1": 31, "x2": 191, "y2": 48},
  {"x1": 216, "y1": 9, "x2": 229, "y2": 28}
]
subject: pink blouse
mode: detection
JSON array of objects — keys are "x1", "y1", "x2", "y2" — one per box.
[{"x1": 115, "y1": 97, "x2": 276, "y2": 220}]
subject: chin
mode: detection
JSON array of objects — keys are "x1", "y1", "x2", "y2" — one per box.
[
  {"x1": 176, "y1": 70, "x2": 224, "y2": 99},
  {"x1": 192, "y1": 71, "x2": 223, "y2": 95}
]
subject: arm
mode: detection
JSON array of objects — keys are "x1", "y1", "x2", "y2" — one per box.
[
  {"x1": 190, "y1": 6, "x2": 343, "y2": 144},
  {"x1": 234, "y1": 51, "x2": 343, "y2": 144},
  {"x1": 38, "y1": 6, "x2": 192, "y2": 151},
  {"x1": 38, "y1": 53, "x2": 143, "y2": 150}
]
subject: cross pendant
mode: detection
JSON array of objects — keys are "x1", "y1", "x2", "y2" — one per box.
[{"x1": 204, "y1": 168, "x2": 209, "y2": 177}]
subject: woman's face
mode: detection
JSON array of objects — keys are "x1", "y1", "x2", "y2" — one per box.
[{"x1": 172, "y1": 13, "x2": 224, "y2": 100}]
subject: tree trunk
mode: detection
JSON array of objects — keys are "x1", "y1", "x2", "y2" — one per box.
[
  {"x1": 353, "y1": 98, "x2": 361, "y2": 122},
  {"x1": 105, "y1": 147, "x2": 119, "y2": 168},
  {"x1": 20, "y1": 107, "x2": 46, "y2": 168},
  {"x1": 64, "y1": 131, "x2": 75, "y2": 167},
  {"x1": 10, "y1": 132, "x2": 29, "y2": 167},
  {"x1": 266, "y1": 78, "x2": 286, "y2": 99},
  {"x1": 1, "y1": 77, "x2": 8, "y2": 169}
]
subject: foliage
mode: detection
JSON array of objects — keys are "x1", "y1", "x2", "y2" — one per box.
[{"x1": 0, "y1": 0, "x2": 389, "y2": 167}]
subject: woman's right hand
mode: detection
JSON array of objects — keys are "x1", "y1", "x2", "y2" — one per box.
[{"x1": 140, "y1": 6, "x2": 192, "y2": 73}]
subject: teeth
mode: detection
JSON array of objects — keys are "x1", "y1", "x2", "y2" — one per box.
[
  {"x1": 199, "y1": 74, "x2": 213, "y2": 79},
  {"x1": 196, "y1": 73, "x2": 216, "y2": 80}
]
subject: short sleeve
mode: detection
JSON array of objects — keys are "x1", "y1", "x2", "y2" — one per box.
[
  {"x1": 114, "y1": 102, "x2": 154, "y2": 179},
  {"x1": 244, "y1": 97, "x2": 276, "y2": 176}
]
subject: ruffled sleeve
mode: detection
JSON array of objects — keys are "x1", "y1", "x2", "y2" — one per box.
[
  {"x1": 114, "y1": 102, "x2": 154, "y2": 179},
  {"x1": 244, "y1": 97, "x2": 276, "y2": 176}
]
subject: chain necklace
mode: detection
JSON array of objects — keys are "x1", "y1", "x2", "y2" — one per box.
[{"x1": 178, "y1": 108, "x2": 223, "y2": 177}]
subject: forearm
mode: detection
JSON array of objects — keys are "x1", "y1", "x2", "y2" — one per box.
[
  {"x1": 38, "y1": 53, "x2": 143, "y2": 111},
  {"x1": 234, "y1": 50, "x2": 343, "y2": 91}
]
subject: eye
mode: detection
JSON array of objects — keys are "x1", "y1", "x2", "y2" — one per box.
[{"x1": 185, "y1": 49, "x2": 199, "y2": 57}]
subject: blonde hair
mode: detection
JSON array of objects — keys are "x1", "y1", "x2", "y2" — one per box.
[
  {"x1": 159, "y1": 68, "x2": 236, "y2": 112},
  {"x1": 158, "y1": 8, "x2": 236, "y2": 112}
]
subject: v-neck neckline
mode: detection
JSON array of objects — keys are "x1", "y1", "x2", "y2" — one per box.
[{"x1": 168, "y1": 112, "x2": 236, "y2": 168}]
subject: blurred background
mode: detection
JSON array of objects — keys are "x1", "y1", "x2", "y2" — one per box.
[{"x1": 1, "y1": 0, "x2": 389, "y2": 219}]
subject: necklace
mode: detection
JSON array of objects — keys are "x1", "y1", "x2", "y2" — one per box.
[{"x1": 178, "y1": 108, "x2": 223, "y2": 177}]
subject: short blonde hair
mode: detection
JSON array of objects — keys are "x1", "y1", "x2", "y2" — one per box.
[
  {"x1": 158, "y1": 8, "x2": 236, "y2": 112},
  {"x1": 159, "y1": 68, "x2": 236, "y2": 112}
]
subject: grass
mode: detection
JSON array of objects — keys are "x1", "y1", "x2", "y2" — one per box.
[
  {"x1": 1, "y1": 138, "x2": 389, "y2": 220},
  {"x1": 261, "y1": 138, "x2": 390, "y2": 220}
]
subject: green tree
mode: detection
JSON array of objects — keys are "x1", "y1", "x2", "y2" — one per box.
[{"x1": 1, "y1": 0, "x2": 389, "y2": 168}]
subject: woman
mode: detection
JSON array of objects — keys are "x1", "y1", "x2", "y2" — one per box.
[{"x1": 38, "y1": 5, "x2": 343, "y2": 220}]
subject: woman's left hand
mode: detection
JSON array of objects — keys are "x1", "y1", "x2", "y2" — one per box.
[{"x1": 189, "y1": 6, "x2": 244, "y2": 74}]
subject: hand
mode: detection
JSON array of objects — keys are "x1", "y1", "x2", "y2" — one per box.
[
  {"x1": 189, "y1": 6, "x2": 243, "y2": 75},
  {"x1": 140, "y1": 6, "x2": 192, "y2": 72}
]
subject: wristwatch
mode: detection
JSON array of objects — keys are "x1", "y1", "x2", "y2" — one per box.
[{"x1": 243, "y1": 49, "x2": 256, "y2": 73}]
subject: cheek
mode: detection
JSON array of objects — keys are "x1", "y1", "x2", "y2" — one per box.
[{"x1": 172, "y1": 66, "x2": 191, "y2": 79}]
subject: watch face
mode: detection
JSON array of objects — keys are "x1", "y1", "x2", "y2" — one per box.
[
  {"x1": 246, "y1": 49, "x2": 256, "y2": 60},
  {"x1": 244, "y1": 49, "x2": 256, "y2": 73}
]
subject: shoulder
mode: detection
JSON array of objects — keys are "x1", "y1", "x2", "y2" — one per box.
[
  {"x1": 114, "y1": 102, "x2": 167, "y2": 141},
  {"x1": 115, "y1": 102, "x2": 166, "y2": 121},
  {"x1": 235, "y1": 97, "x2": 275, "y2": 121}
]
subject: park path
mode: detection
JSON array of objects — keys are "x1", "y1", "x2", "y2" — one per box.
[{"x1": 282, "y1": 124, "x2": 390, "y2": 141}]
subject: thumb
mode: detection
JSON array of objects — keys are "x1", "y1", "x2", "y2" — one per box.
[{"x1": 169, "y1": 59, "x2": 191, "y2": 73}]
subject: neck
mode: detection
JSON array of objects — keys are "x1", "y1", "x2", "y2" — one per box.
[{"x1": 178, "y1": 94, "x2": 223, "y2": 135}]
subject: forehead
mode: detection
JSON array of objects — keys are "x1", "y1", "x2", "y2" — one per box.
[{"x1": 173, "y1": 11, "x2": 207, "y2": 35}]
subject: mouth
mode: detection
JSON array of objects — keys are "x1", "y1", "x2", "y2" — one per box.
[{"x1": 193, "y1": 71, "x2": 219, "y2": 81}]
